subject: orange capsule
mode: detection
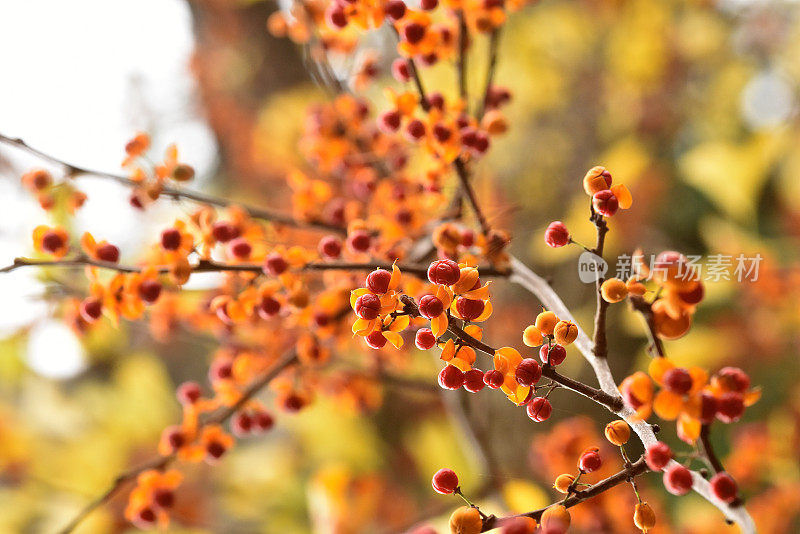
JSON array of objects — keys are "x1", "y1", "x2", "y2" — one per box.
[
  {"x1": 541, "y1": 505, "x2": 571, "y2": 533},
  {"x1": 553, "y1": 320, "x2": 578, "y2": 346},
  {"x1": 535, "y1": 311, "x2": 559, "y2": 336},
  {"x1": 604, "y1": 420, "x2": 631, "y2": 446},
  {"x1": 449, "y1": 506, "x2": 482, "y2": 534},
  {"x1": 582, "y1": 166, "x2": 612, "y2": 196},
  {"x1": 553, "y1": 473, "x2": 576, "y2": 493},
  {"x1": 522, "y1": 325, "x2": 543, "y2": 347},
  {"x1": 633, "y1": 502, "x2": 656, "y2": 533},
  {"x1": 601, "y1": 278, "x2": 629, "y2": 303}
]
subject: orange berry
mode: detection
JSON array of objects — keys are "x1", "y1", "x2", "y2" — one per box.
[
  {"x1": 522, "y1": 325, "x2": 543, "y2": 347},
  {"x1": 449, "y1": 506, "x2": 482, "y2": 534},
  {"x1": 171, "y1": 163, "x2": 194, "y2": 182},
  {"x1": 600, "y1": 278, "x2": 628, "y2": 303},
  {"x1": 553, "y1": 473, "x2": 575, "y2": 493},
  {"x1": 582, "y1": 166, "x2": 612, "y2": 195},
  {"x1": 633, "y1": 502, "x2": 656, "y2": 533},
  {"x1": 540, "y1": 505, "x2": 570, "y2": 533},
  {"x1": 553, "y1": 320, "x2": 578, "y2": 345},
  {"x1": 652, "y1": 299, "x2": 691, "y2": 340},
  {"x1": 535, "y1": 311, "x2": 558, "y2": 336},
  {"x1": 604, "y1": 420, "x2": 631, "y2": 446}
]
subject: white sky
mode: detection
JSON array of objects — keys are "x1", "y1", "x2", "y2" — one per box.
[{"x1": 0, "y1": 0, "x2": 217, "y2": 377}]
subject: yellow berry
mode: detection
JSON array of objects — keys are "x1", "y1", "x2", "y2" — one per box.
[
  {"x1": 604, "y1": 420, "x2": 631, "y2": 446},
  {"x1": 523, "y1": 325, "x2": 543, "y2": 347},
  {"x1": 534, "y1": 311, "x2": 558, "y2": 336},
  {"x1": 634, "y1": 502, "x2": 656, "y2": 533},
  {"x1": 600, "y1": 278, "x2": 628, "y2": 303},
  {"x1": 553, "y1": 473, "x2": 575, "y2": 493},
  {"x1": 553, "y1": 320, "x2": 578, "y2": 346},
  {"x1": 449, "y1": 506, "x2": 482, "y2": 534}
]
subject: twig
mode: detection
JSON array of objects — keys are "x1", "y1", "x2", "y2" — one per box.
[
  {"x1": 457, "y1": 11, "x2": 468, "y2": 102},
  {"x1": 506, "y1": 255, "x2": 756, "y2": 532},
  {"x1": 590, "y1": 210, "x2": 609, "y2": 360},
  {"x1": 480, "y1": 456, "x2": 648, "y2": 531},
  {"x1": 454, "y1": 157, "x2": 490, "y2": 235},
  {"x1": 56, "y1": 349, "x2": 300, "y2": 534},
  {"x1": 629, "y1": 295, "x2": 665, "y2": 357},
  {"x1": 0, "y1": 133, "x2": 344, "y2": 234},
  {"x1": 476, "y1": 28, "x2": 501, "y2": 121}
]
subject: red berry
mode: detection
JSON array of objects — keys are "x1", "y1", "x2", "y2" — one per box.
[
  {"x1": 645, "y1": 442, "x2": 672, "y2": 471},
  {"x1": 678, "y1": 282, "x2": 704, "y2": 305},
  {"x1": 403, "y1": 23, "x2": 425, "y2": 44},
  {"x1": 212, "y1": 221, "x2": 238, "y2": 243},
  {"x1": 544, "y1": 221, "x2": 570, "y2": 248},
  {"x1": 326, "y1": 5, "x2": 347, "y2": 28},
  {"x1": 716, "y1": 367, "x2": 750, "y2": 393},
  {"x1": 96, "y1": 243, "x2": 120, "y2": 263},
  {"x1": 427, "y1": 92, "x2": 445, "y2": 110},
  {"x1": 592, "y1": 190, "x2": 619, "y2": 217},
  {"x1": 716, "y1": 392, "x2": 745, "y2": 423},
  {"x1": 578, "y1": 448, "x2": 602, "y2": 473},
  {"x1": 205, "y1": 439, "x2": 227, "y2": 460},
  {"x1": 427, "y1": 259, "x2": 461, "y2": 285},
  {"x1": 663, "y1": 367, "x2": 693, "y2": 395},
  {"x1": 418, "y1": 295, "x2": 444, "y2": 319},
  {"x1": 229, "y1": 238, "x2": 251, "y2": 259},
  {"x1": 483, "y1": 369, "x2": 505, "y2": 389},
  {"x1": 456, "y1": 297, "x2": 485, "y2": 321},
  {"x1": 415, "y1": 328, "x2": 437, "y2": 350},
  {"x1": 385, "y1": 0, "x2": 406, "y2": 20},
  {"x1": 354, "y1": 293, "x2": 381, "y2": 320},
  {"x1": 365, "y1": 330, "x2": 387, "y2": 349},
  {"x1": 515, "y1": 359, "x2": 542, "y2": 387},
  {"x1": 318, "y1": 235, "x2": 342, "y2": 259},
  {"x1": 433, "y1": 123, "x2": 452, "y2": 143},
  {"x1": 177, "y1": 381, "x2": 202, "y2": 405},
  {"x1": 378, "y1": 110, "x2": 402, "y2": 133},
  {"x1": 313, "y1": 311, "x2": 330, "y2": 328},
  {"x1": 700, "y1": 392, "x2": 718, "y2": 424},
  {"x1": 153, "y1": 489, "x2": 174, "y2": 509},
  {"x1": 347, "y1": 230, "x2": 372, "y2": 253},
  {"x1": 438, "y1": 365, "x2": 465, "y2": 389},
  {"x1": 42, "y1": 231, "x2": 66, "y2": 253},
  {"x1": 80, "y1": 297, "x2": 103, "y2": 322},
  {"x1": 472, "y1": 132, "x2": 490, "y2": 154},
  {"x1": 209, "y1": 360, "x2": 233, "y2": 381},
  {"x1": 540, "y1": 344, "x2": 567, "y2": 366},
  {"x1": 405, "y1": 119, "x2": 426, "y2": 140},
  {"x1": 232, "y1": 412, "x2": 253, "y2": 437},
  {"x1": 392, "y1": 58, "x2": 411, "y2": 82},
  {"x1": 161, "y1": 228, "x2": 181, "y2": 251},
  {"x1": 663, "y1": 464, "x2": 693, "y2": 495},
  {"x1": 163, "y1": 426, "x2": 186, "y2": 452},
  {"x1": 136, "y1": 507, "x2": 157, "y2": 525},
  {"x1": 264, "y1": 253, "x2": 289, "y2": 276},
  {"x1": 501, "y1": 517, "x2": 535, "y2": 534},
  {"x1": 258, "y1": 296, "x2": 281, "y2": 319},
  {"x1": 460, "y1": 228, "x2": 475, "y2": 247},
  {"x1": 252, "y1": 410, "x2": 275, "y2": 432},
  {"x1": 366, "y1": 269, "x2": 392, "y2": 294},
  {"x1": 463, "y1": 369, "x2": 485, "y2": 393},
  {"x1": 710, "y1": 472, "x2": 737, "y2": 503},
  {"x1": 420, "y1": 0, "x2": 438, "y2": 9},
  {"x1": 139, "y1": 279, "x2": 162, "y2": 303},
  {"x1": 432, "y1": 468, "x2": 459, "y2": 494},
  {"x1": 527, "y1": 397, "x2": 552, "y2": 422}
]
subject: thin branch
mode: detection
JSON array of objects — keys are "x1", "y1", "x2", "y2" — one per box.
[
  {"x1": 476, "y1": 28, "x2": 501, "y2": 121},
  {"x1": 698, "y1": 424, "x2": 725, "y2": 474},
  {"x1": 454, "y1": 157, "x2": 490, "y2": 235},
  {"x1": 457, "y1": 11, "x2": 468, "y2": 102},
  {"x1": 399, "y1": 295, "x2": 623, "y2": 412},
  {"x1": 590, "y1": 210, "x2": 609, "y2": 360},
  {"x1": 0, "y1": 256, "x2": 510, "y2": 280},
  {"x1": 480, "y1": 456, "x2": 649, "y2": 531},
  {"x1": 57, "y1": 349, "x2": 300, "y2": 534},
  {"x1": 629, "y1": 295, "x2": 665, "y2": 357},
  {"x1": 0, "y1": 133, "x2": 344, "y2": 234},
  {"x1": 507, "y1": 255, "x2": 756, "y2": 532}
]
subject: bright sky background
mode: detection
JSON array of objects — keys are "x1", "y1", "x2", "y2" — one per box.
[{"x1": 0, "y1": 0, "x2": 216, "y2": 377}]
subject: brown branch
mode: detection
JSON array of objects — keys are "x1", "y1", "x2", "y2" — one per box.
[
  {"x1": 698, "y1": 423, "x2": 725, "y2": 474},
  {"x1": 0, "y1": 256, "x2": 510, "y2": 280},
  {"x1": 590, "y1": 209, "x2": 609, "y2": 360},
  {"x1": 457, "y1": 11, "x2": 468, "y2": 101},
  {"x1": 57, "y1": 349, "x2": 300, "y2": 534},
  {"x1": 480, "y1": 456, "x2": 648, "y2": 531},
  {"x1": 0, "y1": 133, "x2": 344, "y2": 234},
  {"x1": 399, "y1": 295, "x2": 622, "y2": 412},
  {"x1": 476, "y1": 28, "x2": 501, "y2": 121},
  {"x1": 454, "y1": 157, "x2": 490, "y2": 235},
  {"x1": 628, "y1": 294, "x2": 665, "y2": 358}
]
